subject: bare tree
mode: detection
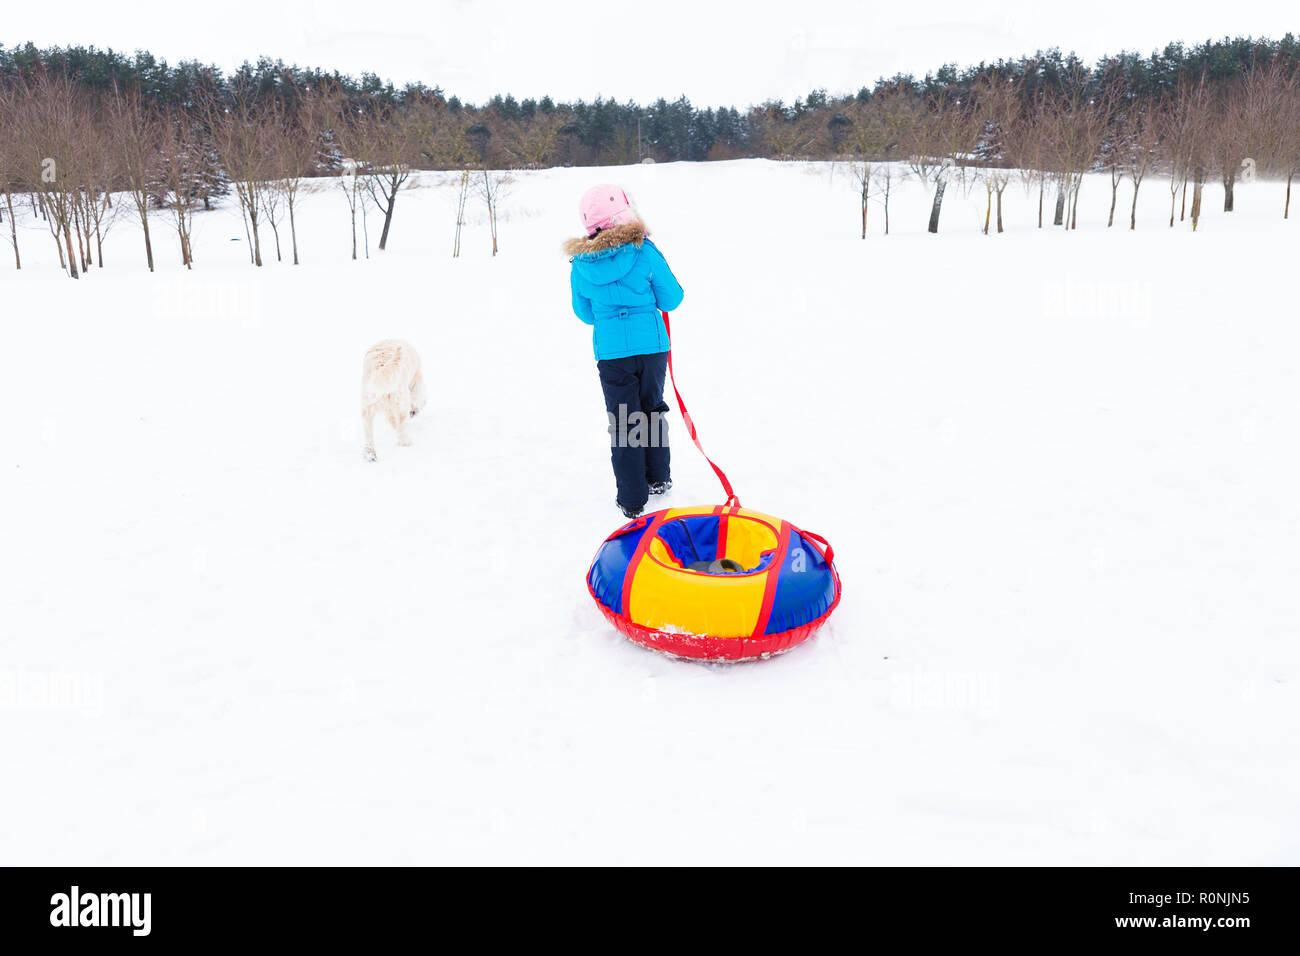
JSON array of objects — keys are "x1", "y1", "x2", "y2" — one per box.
[
  {"x1": 321, "y1": 88, "x2": 371, "y2": 261},
  {"x1": 413, "y1": 113, "x2": 476, "y2": 257},
  {"x1": 107, "y1": 85, "x2": 163, "y2": 270},
  {"x1": 1125, "y1": 101, "x2": 1163, "y2": 229},
  {"x1": 1180, "y1": 78, "x2": 1215, "y2": 232},
  {"x1": 21, "y1": 72, "x2": 86, "y2": 278},
  {"x1": 1100, "y1": 111, "x2": 1125, "y2": 228},
  {"x1": 871, "y1": 90, "x2": 917, "y2": 235},
  {"x1": 156, "y1": 115, "x2": 202, "y2": 267},
  {"x1": 75, "y1": 108, "x2": 118, "y2": 268},
  {"x1": 905, "y1": 90, "x2": 974, "y2": 234},
  {"x1": 452, "y1": 168, "x2": 471, "y2": 257},
  {"x1": 1009, "y1": 89, "x2": 1051, "y2": 228},
  {"x1": 1207, "y1": 79, "x2": 1247, "y2": 214},
  {"x1": 1285, "y1": 71, "x2": 1300, "y2": 218},
  {"x1": 0, "y1": 86, "x2": 25, "y2": 269},
  {"x1": 272, "y1": 102, "x2": 318, "y2": 265},
  {"x1": 358, "y1": 99, "x2": 417, "y2": 251},
  {"x1": 1044, "y1": 74, "x2": 1110, "y2": 231},
  {"x1": 1242, "y1": 60, "x2": 1298, "y2": 219},
  {"x1": 208, "y1": 93, "x2": 273, "y2": 266},
  {"x1": 843, "y1": 94, "x2": 914, "y2": 237},
  {"x1": 1159, "y1": 77, "x2": 1204, "y2": 228},
  {"x1": 344, "y1": 159, "x2": 368, "y2": 259},
  {"x1": 848, "y1": 159, "x2": 875, "y2": 237},
  {"x1": 475, "y1": 168, "x2": 511, "y2": 255},
  {"x1": 842, "y1": 102, "x2": 878, "y2": 238},
  {"x1": 971, "y1": 73, "x2": 1019, "y2": 234}
]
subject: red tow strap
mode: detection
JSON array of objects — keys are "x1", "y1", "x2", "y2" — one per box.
[{"x1": 662, "y1": 310, "x2": 739, "y2": 508}]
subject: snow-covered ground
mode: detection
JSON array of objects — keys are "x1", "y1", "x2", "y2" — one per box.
[{"x1": 2, "y1": 160, "x2": 1297, "y2": 864}]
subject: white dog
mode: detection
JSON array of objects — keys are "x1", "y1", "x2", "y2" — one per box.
[{"x1": 361, "y1": 339, "x2": 426, "y2": 462}]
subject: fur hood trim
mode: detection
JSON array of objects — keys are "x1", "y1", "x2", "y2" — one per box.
[{"x1": 563, "y1": 220, "x2": 648, "y2": 257}]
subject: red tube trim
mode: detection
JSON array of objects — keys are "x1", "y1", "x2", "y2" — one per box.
[
  {"x1": 619, "y1": 511, "x2": 668, "y2": 617},
  {"x1": 589, "y1": 572, "x2": 841, "y2": 662},
  {"x1": 750, "y1": 519, "x2": 791, "y2": 637}
]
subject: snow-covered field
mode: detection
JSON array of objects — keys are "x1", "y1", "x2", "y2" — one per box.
[{"x1": 2, "y1": 159, "x2": 1297, "y2": 865}]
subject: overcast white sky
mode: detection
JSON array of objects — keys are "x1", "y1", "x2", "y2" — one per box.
[{"x1": 4, "y1": 1, "x2": 1297, "y2": 106}]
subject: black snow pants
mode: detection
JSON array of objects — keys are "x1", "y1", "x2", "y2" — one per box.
[{"x1": 597, "y1": 351, "x2": 671, "y2": 511}]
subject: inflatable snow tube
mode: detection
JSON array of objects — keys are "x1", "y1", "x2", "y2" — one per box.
[{"x1": 587, "y1": 505, "x2": 841, "y2": 661}]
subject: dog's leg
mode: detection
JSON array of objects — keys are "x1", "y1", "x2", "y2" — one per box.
[
  {"x1": 392, "y1": 398, "x2": 412, "y2": 447},
  {"x1": 409, "y1": 369, "x2": 427, "y2": 417},
  {"x1": 362, "y1": 404, "x2": 378, "y2": 462}
]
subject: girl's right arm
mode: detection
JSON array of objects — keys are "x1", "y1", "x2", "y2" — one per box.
[{"x1": 571, "y1": 267, "x2": 596, "y2": 324}]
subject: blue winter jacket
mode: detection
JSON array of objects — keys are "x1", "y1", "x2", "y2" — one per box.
[{"x1": 566, "y1": 221, "x2": 684, "y2": 361}]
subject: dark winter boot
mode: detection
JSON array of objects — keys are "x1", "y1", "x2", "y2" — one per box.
[
  {"x1": 648, "y1": 479, "x2": 673, "y2": 496},
  {"x1": 617, "y1": 499, "x2": 644, "y2": 519}
]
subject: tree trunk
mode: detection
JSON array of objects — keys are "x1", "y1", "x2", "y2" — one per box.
[
  {"x1": 288, "y1": 200, "x2": 300, "y2": 265},
  {"x1": 47, "y1": 209, "x2": 66, "y2": 269},
  {"x1": 62, "y1": 223, "x2": 80, "y2": 279},
  {"x1": 1053, "y1": 183, "x2": 1065, "y2": 226},
  {"x1": 1286, "y1": 173, "x2": 1293, "y2": 219},
  {"x1": 378, "y1": 193, "x2": 395, "y2": 251},
  {"x1": 81, "y1": 209, "x2": 92, "y2": 269},
  {"x1": 73, "y1": 205, "x2": 88, "y2": 273},
  {"x1": 1038, "y1": 181, "x2": 1044, "y2": 228},
  {"x1": 1180, "y1": 176, "x2": 1188, "y2": 221},
  {"x1": 927, "y1": 178, "x2": 946, "y2": 234},
  {"x1": 240, "y1": 205, "x2": 254, "y2": 264},
  {"x1": 1222, "y1": 169, "x2": 1235, "y2": 212},
  {"x1": 996, "y1": 186, "x2": 1004, "y2": 233},
  {"x1": 1131, "y1": 182, "x2": 1140, "y2": 230},
  {"x1": 1070, "y1": 179, "x2": 1080, "y2": 230},
  {"x1": 1191, "y1": 168, "x2": 1205, "y2": 232},
  {"x1": 453, "y1": 171, "x2": 469, "y2": 257},
  {"x1": 4, "y1": 192, "x2": 19, "y2": 269},
  {"x1": 983, "y1": 185, "x2": 991, "y2": 235},
  {"x1": 248, "y1": 209, "x2": 263, "y2": 267},
  {"x1": 178, "y1": 200, "x2": 194, "y2": 266}
]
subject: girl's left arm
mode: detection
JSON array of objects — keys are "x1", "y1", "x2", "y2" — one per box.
[{"x1": 645, "y1": 242, "x2": 684, "y2": 312}]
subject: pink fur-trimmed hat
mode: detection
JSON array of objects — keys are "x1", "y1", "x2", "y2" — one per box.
[{"x1": 579, "y1": 184, "x2": 638, "y2": 237}]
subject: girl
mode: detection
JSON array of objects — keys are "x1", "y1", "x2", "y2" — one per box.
[{"x1": 565, "y1": 185, "x2": 684, "y2": 518}]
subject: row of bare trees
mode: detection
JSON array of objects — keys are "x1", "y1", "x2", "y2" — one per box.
[
  {"x1": 837, "y1": 61, "x2": 1300, "y2": 236},
  {"x1": 0, "y1": 72, "x2": 517, "y2": 278}
]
